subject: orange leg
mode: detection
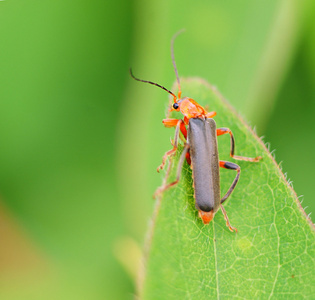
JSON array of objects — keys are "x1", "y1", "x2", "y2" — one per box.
[
  {"x1": 154, "y1": 143, "x2": 190, "y2": 197},
  {"x1": 217, "y1": 128, "x2": 261, "y2": 162},
  {"x1": 157, "y1": 119, "x2": 187, "y2": 172},
  {"x1": 162, "y1": 118, "x2": 187, "y2": 138},
  {"x1": 220, "y1": 205, "x2": 237, "y2": 233},
  {"x1": 185, "y1": 151, "x2": 191, "y2": 165},
  {"x1": 206, "y1": 111, "x2": 216, "y2": 118},
  {"x1": 163, "y1": 119, "x2": 190, "y2": 164}
]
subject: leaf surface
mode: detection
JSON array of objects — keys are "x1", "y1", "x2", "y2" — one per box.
[{"x1": 141, "y1": 78, "x2": 315, "y2": 299}]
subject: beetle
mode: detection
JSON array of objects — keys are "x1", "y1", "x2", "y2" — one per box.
[{"x1": 130, "y1": 31, "x2": 261, "y2": 232}]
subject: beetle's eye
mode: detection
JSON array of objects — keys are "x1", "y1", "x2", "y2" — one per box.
[{"x1": 173, "y1": 103, "x2": 179, "y2": 110}]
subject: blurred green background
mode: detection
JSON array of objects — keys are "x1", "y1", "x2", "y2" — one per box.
[{"x1": 0, "y1": 0, "x2": 314, "y2": 299}]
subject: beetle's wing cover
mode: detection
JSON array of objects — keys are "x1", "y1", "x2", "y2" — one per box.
[{"x1": 188, "y1": 118, "x2": 220, "y2": 212}]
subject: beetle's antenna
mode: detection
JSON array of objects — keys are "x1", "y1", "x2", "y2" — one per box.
[
  {"x1": 129, "y1": 68, "x2": 177, "y2": 101},
  {"x1": 171, "y1": 29, "x2": 185, "y2": 99}
]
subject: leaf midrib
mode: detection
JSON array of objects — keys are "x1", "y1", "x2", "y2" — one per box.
[
  {"x1": 268, "y1": 179, "x2": 281, "y2": 299},
  {"x1": 213, "y1": 221, "x2": 219, "y2": 300}
]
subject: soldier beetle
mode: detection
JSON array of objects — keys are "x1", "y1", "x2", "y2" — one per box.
[{"x1": 130, "y1": 31, "x2": 261, "y2": 232}]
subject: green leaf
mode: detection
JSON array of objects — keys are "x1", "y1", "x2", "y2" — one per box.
[{"x1": 140, "y1": 78, "x2": 315, "y2": 299}]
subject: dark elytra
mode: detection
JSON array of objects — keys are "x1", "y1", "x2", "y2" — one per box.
[{"x1": 188, "y1": 118, "x2": 221, "y2": 213}]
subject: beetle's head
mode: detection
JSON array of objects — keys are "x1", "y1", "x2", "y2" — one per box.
[
  {"x1": 170, "y1": 100, "x2": 181, "y2": 112},
  {"x1": 172, "y1": 102, "x2": 179, "y2": 110}
]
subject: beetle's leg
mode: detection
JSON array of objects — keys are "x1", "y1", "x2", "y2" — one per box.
[
  {"x1": 185, "y1": 151, "x2": 191, "y2": 165},
  {"x1": 206, "y1": 111, "x2": 216, "y2": 118},
  {"x1": 220, "y1": 205, "x2": 237, "y2": 233},
  {"x1": 219, "y1": 160, "x2": 240, "y2": 232},
  {"x1": 157, "y1": 119, "x2": 186, "y2": 172},
  {"x1": 220, "y1": 161, "x2": 240, "y2": 204},
  {"x1": 216, "y1": 128, "x2": 261, "y2": 162},
  {"x1": 163, "y1": 118, "x2": 187, "y2": 138},
  {"x1": 154, "y1": 143, "x2": 190, "y2": 197}
]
